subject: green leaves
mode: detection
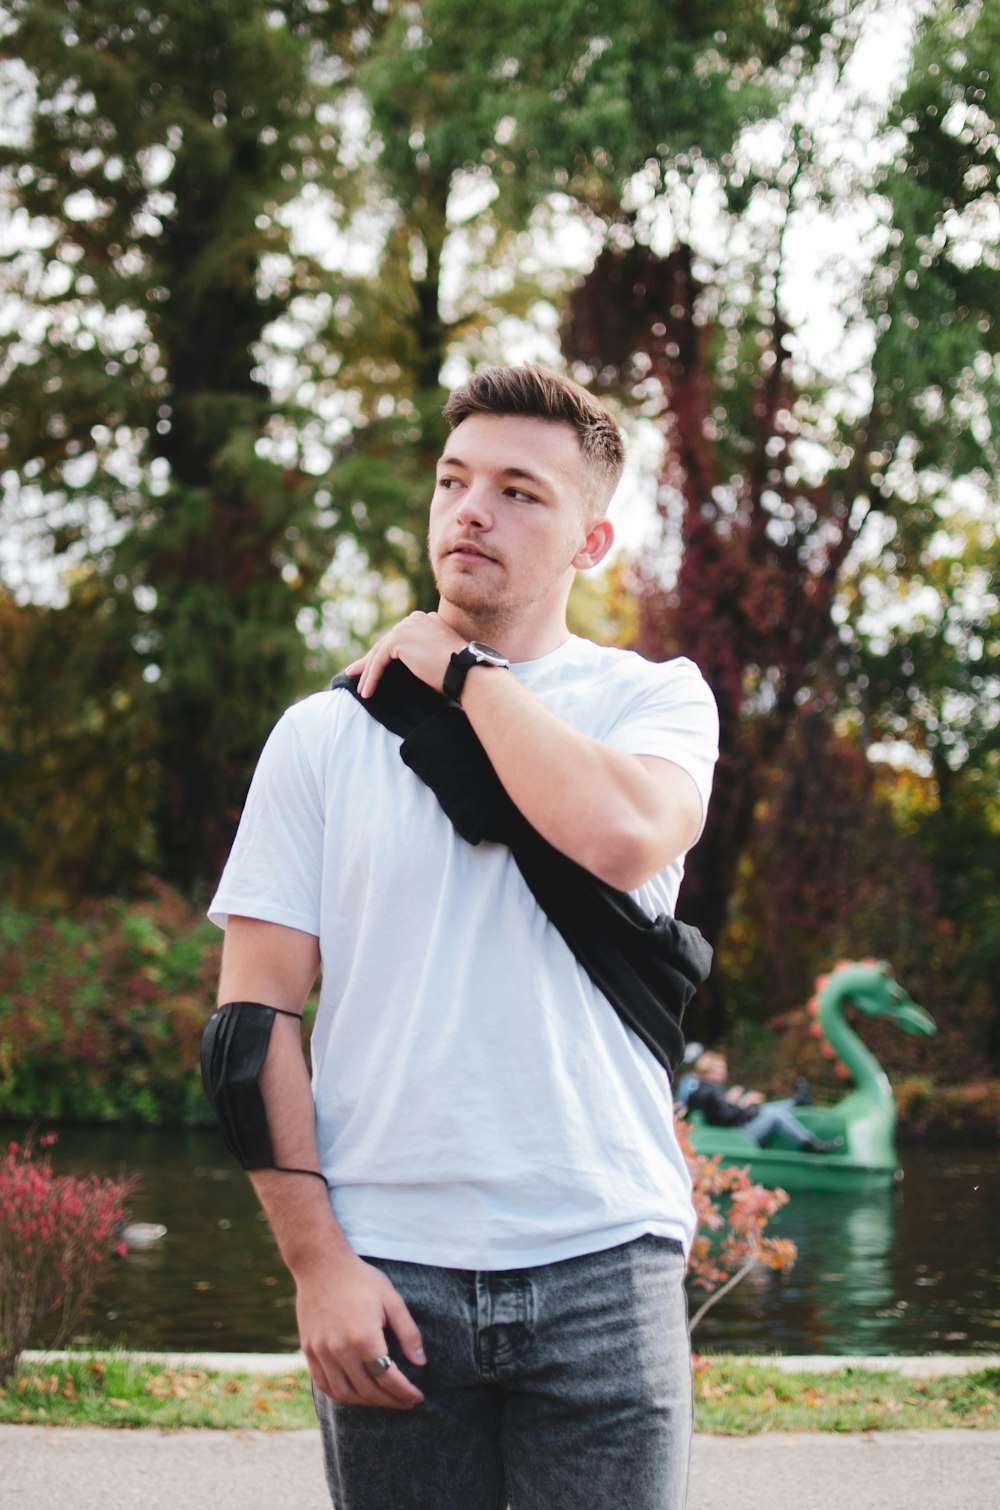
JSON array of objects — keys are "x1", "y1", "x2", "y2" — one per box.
[
  {"x1": 868, "y1": 0, "x2": 999, "y2": 478},
  {"x1": 0, "y1": 888, "x2": 220, "y2": 1123},
  {"x1": 0, "y1": 1, "x2": 370, "y2": 890}
]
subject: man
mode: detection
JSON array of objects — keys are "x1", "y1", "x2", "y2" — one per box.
[
  {"x1": 685, "y1": 1051, "x2": 842, "y2": 1153},
  {"x1": 206, "y1": 364, "x2": 719, "y2": 1509}
]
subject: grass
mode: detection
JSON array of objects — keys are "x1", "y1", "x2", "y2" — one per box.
[
  {"x1": 1, "y1": 1353, "x2": 998, "y2": 1434},
  {"x1": 692, "y1": 1356, "x2": 1000, "y2": 1434},
  {"x1": 0, "y1": 1354, "x2": 316, "y2": 1431}
]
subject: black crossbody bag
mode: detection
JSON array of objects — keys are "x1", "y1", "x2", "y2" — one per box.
[{"x1": 331, "y1": 661, "x2": 711, "y2": 1077}]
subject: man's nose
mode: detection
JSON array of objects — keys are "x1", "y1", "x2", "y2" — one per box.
[{"x1": 454, "y1": 482, "x2": 494, "y2": 529}]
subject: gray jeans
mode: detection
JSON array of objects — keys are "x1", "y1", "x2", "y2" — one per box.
[{"x1": 313, "y1": 1234, "x2": 693, "y2": 1509}]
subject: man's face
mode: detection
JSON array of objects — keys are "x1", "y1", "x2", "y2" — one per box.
[
  {"x1": 427, "y1": 413, "x2": 599, "y2": 631},
  {"x1": 699, "y1": 1055, "x2": 728, "y2": 1084}
]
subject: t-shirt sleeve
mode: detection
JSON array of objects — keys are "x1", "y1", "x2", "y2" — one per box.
[
  {"x1": 208, "y1": 710, "x2": 325, "y2": 936},
  {"x1": 603, "y1": 657, "x2": 720, "y2": 835}
]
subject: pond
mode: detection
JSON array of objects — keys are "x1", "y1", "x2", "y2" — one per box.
[
  {"x1": 693, "y1": 1148, "x2": 1000, "y2": 1357},
  {"x1": 8, "y1": 1125, "x2": 999, "y2": 1357}
]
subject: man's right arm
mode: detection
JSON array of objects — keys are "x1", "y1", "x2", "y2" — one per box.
[{"x1": 217, "y1": 915, "x2": 426, "y2": 1408}]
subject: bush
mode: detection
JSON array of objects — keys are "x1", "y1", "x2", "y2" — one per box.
[
  {"x1": 675, "y1": 1114, "x2": 797, "y2": 1328},
  {"x1": 0, "y1": 881, "x2": 221, "y2": 1125},
  {"x1": 895, "y1": 1076, "x2": 1000, "y2": 1146},
  {"x1": 0, "y1": 1134, "x2": 136, "y2": 1385}
]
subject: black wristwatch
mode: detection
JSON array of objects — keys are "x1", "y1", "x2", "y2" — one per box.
[{"x1": 443, "y1": 641, "x2": 511, "y2": 703}]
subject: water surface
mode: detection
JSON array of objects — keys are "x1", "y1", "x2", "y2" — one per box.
[{"x1": 9, "y1": 1126, "x2": 998, "y2": 1356}]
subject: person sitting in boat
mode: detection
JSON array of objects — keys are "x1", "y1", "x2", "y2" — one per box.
[{"x1": 684, "y1": 1051, "x2": 842, "y2": 1154}]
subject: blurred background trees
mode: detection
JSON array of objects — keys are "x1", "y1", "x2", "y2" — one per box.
[{"x1": 1, "y1": 0, "x2": 997, "y2": 1079}]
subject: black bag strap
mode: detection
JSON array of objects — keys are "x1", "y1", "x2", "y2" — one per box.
[{"x1": 330, "y1": 663, "x2": 710, "y2": 1074}]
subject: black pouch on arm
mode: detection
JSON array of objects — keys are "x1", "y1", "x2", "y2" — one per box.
[{"x1": 200, "y1": 1000, "x2": 325, "y2": 1181}]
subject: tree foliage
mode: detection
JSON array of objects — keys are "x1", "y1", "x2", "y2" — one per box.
[
  {"x1": 0, "y1": 0, "x2": 996, "y2": 1075},
  {"x1": 563, "y1": 219, "x2": 870, "y2": 1031},
  {"x1": 320, "y1": 0, "x2": 854, "y2": 605},
  {"x1": 563, "y1": 0, "x2": 998, "y2": 1040},
  {"x1": 0, "y1": 0, "x2": 383, "y2": 889},
  {"x1": 1, "y1": 0, "x2": 855, "y2": 896},
  {"x1": 0, "y1": 580, "x2": 157, "y2": 904},
  {"x1": 0, "y1": 883, "x2": 219, "y2": 1123},
  {"x1": 866, "y1": 0, "x2": 999, "y2": 483}
]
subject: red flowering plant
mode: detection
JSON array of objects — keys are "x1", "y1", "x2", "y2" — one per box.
[
  {"x1": 0, "y1": 1134, "x2": 136, "y2": 1385},
  {"x1": 675, "y1": 1115, "x2": 797, "y2": 1331}
]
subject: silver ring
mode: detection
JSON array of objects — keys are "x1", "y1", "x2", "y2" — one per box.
[{"x1": 365, "y1": 1354, "x2": 392, "y2": 1379}]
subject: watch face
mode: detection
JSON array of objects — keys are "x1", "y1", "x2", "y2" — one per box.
[{"x1": 468, "y1": 641, "x2": 508, "y2": 664}]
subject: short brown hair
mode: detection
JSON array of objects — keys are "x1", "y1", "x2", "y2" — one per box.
[{"x1": 442, "y1": 363, "x2": 625, "y2": 516}]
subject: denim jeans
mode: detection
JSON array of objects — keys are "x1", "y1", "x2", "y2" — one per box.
[{"x1": 312, "y1": 1235, "x2": 692, "y2": 1510}]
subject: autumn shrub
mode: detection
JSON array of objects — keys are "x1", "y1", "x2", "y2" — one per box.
[
  {"x1": 0, "y1": 1134, "x2": 136, "y2": 1385},
  {"x1": 0, "y1": 880, "x2": 221, "y2": 1125},
  {"x1": 675, "y1": 1114, "x2": 796, "y2": 1328},
  {"x1": 720, "y1": 715, "x2": 998, "y2": 1087},
  {"x1": 895, "y1": 1076, "x2": 1000, "y2": 1146}
]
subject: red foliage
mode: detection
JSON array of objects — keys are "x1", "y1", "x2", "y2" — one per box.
[
  {"x1": 0, "y1": 1135, "x2": 136, "y2": 1383},
  {"x1": 675, "y1": 1114, "x2": 796, "y2": 1329},
  {"x1": 564, "y1": 242, "x2": 871, "y2": 1033}
]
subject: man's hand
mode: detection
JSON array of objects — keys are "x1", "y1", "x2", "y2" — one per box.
[
  {"x1": 296, "y1": 1251, "x2": 426, "y2": 1409},
  {"x1": 345, "y1": 612, "x2": 465, "y2": 700}
]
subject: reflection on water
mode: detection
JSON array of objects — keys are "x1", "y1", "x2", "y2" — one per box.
[
  {"x1": 695, "y1": 1185, "x2": 900, "y2": 1356},
  {"x1": 694, "y1": 1150, "x2": 1000, "y2": 1356},
  {"x1": 6, "y1": 1125, "x2": 998, "y2": 1356}
]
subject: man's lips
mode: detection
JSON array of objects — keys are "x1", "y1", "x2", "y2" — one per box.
[{"x1": 446, "y1": 541, "x2": 497, "y2": 562}]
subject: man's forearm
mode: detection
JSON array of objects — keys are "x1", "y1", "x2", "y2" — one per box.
[
  {"x1": 459, "y1": 664, "x2": 702, "y2": 889},
  {"x1": 345, "y1": 612, "x2": 703, "y2": 890},
  {"x1": 250, "y1": 1017, "x2": 347, "y2": 1274},
  {"x1": 250, "y1": 1166, "x2": 354, "y2": 1275},
  {"x1": 239, "y1": 1012, "x2": 427, "y2": 1410}
]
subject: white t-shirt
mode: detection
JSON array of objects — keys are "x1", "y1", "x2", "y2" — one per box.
[{"x1": 209, "y1": 635, "x2": 719, "y2": 1268}]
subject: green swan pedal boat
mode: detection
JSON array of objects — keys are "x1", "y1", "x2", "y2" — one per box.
[{"x1": 684, "y1": 960, "x2": 937, "y2": 1192}]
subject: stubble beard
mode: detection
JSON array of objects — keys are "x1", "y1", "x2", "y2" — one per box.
[{"x1": 430, "y1": 552, "x2": 517, "y2": 642}]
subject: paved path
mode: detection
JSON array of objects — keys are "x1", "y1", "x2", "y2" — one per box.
[
  {"x1": 7, "y1": 1355, "x2": 998, "y2": 1509},
  {"x1": 4, "y1": 1423, "x2": 1000, "y2": 1509}
]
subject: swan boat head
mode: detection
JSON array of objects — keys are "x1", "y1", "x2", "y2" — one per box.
[{"x1": 815, "y1": 959, "x2": 937, "y2": 1040}]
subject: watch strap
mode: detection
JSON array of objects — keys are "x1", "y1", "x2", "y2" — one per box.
[
  {"x1": 443, "y1": 646, "x2": 481, "y2": 703},
  {"x1": 443, "y1": 644, "x2": 509, "y2": 703}
]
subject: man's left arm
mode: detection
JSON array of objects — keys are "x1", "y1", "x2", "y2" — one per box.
[{"x1": 347, "y1": 612, "x2": 705, "y2": 891}]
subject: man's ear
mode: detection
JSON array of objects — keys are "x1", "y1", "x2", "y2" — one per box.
[{"x1": 572, "y1": 517, "x2": 614, "y2": 571}]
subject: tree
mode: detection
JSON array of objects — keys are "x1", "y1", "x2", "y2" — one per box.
[
  {"x1": 320, "y1": 0, "x2": 853, "y2": 609},
  {"x1": 0, "y1": 0, "x2": 863, "y2": 899},
  {"x1": 563, "y1": 223, "x2": 867, "y2": 1034},
  {"x1": 0, "y1": 0, "x2": 384, "y2": 891},
  {"x1": 0, "y1": 580, "x2": 157, "y2": 905},
  {"x1": 563, "y1": 0, "x2": 998, "y2": 1037},
  {"x1": 835, "y1": 0, "x2": 1000, "y2": 1055},
  {"x1": 843, "y1": 0, "x2": 999, "y2": 803},
  {"x1": 730, "y1": 706, "x2": 996, "y2": 1082}
]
